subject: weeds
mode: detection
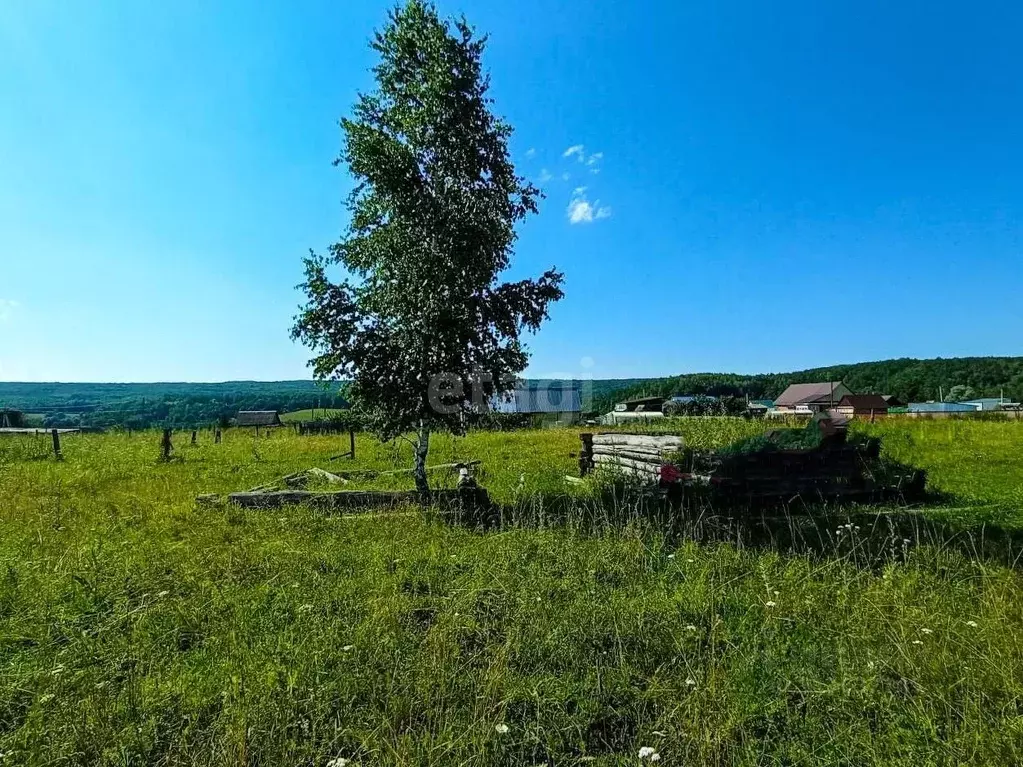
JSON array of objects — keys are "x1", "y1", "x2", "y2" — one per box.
[{"x1": 0, "y1": 422, "x2": 1021, "y2": 764}]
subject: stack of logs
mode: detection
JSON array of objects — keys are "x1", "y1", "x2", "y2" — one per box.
[{"x1": 579, "y1": 432, "x2": 684, "y2": 480}]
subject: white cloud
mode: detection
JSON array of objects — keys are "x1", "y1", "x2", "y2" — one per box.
[
  {"x1": 563, "y1": 144, "x2": 585, "y2": 159},
  {"x1": 538, "y1": 168, "x2": 552, "y2": 183},
  {"x1": 586, "y1": 152, "x2": 603, "y2": 166},
  {"x1": 566, "y1": 189, "x2": 611, "y2": 225},
  {"x1": 0, "y1": 299, "x2": 19, "y2": 322},
  {"x1": 567, "y1": 199, "x2": 594, "y2": 224},
  {"x1": 525, "y1": 147, "x2": 536, "y2": 158},
  {"x1": 561, "y1": 172, "x2": 571, "y2": 181}
]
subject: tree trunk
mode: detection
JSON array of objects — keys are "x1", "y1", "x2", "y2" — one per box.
[{"x1": 412, "y1": 424, "x2": 432, "y2": 503}]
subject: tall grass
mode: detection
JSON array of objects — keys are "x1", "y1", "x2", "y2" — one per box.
[{"x1": 1, "y1": 422, "x2": 1022, "y2": 765}]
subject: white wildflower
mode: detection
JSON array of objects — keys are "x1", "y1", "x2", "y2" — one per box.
[
  {"x1": 667, "y1": 554, "x2": 675, "y2": 560},
  {"x1": 650, "y1": 755, "x2": 661, "y2": 763},
  {"x1": 912, "y1": 640, "x2": 923, "y2": 645},
  {"x1": 341, "y1": 645, "x2": 354, "y2": 652},
  {"x1": 686, "y1": 558, "x2": 695, "y2": 563},
  {"x1": 638, "y1": 746, "x2": 656, "y2": 759},
  {"x1": 326, "y1": 757, "x2": 350, "y2": 767},
  {"x1": 920, "y1": 628, "x2": 933, "y2": 635},
  {"x1": 966, "y1": 620, "x2": 978, "y2": 627},
  {"x1": 685, "y1": 625, "x2": 697, "y2": 631},
  {"x1": 495, "y1": 723, "x2": 509, "y2": 734},
  {"x1": 765, "y1": 601, "x2": 777, "y2": 608},
  {"x1": 685, "y1": 677, "x2": 696, "y2": 686}
]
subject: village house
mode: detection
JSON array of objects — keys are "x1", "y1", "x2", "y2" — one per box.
[
  {"x1": 835, "y1": 394, "x2": 890, "y2": 418},
  {"x1": 771, "y1": 382, "x2": 854, "y2": 414}
]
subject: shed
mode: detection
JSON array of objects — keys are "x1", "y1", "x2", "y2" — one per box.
[
  {"x1": 236, "y1": 411, "x2": 283, "y2": 429},
  {"x1": 881, "y1": 395, "x2": 906, "y2": 408},
  {"x1": 906, "y1": 402, "x2": 977, "y2": 417},
  {"x1": 835, "y1": 394, "x2": 890, "y2": 417},
  {"x1": 0, "y1": 408, "x2": 24, "y2": 428},
  {"x1": 491, "y1": 383, "x2": 582, "y2": 425},
  {"x1": 614, "y1": 396, "x2": 666, "y2": 413},
  {"x1": 670, "y1": 395, "x2": 718, "y2": 405},
  {"x1": 962, "y1": 398, "x2": 1021, "y2": 412}
]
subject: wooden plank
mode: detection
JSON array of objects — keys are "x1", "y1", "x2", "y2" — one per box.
[
  {"x1": 591, "y1": 446, "x2": 670, "y2": 461},
  {"x1": 226, "y1": 488, "x2": 489, "y2": 511},
  {"x1": 328, "y1": 460, "x2": 481, "y2": 477},
  {"x1": 592, "y1": 433, "x2": 683, "y2": 450},
  {"x1": 592, "y1": 454, "x2": 663, "y2": 474}
]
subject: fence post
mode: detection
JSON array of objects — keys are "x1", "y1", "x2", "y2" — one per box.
[
  {"x1": 161, "y1": 429, "x2": 172, "y2": 461},
  {"x1": 191, "y1": 430, "x2": 197, "y2": 445},
  {"x1": 215, "y1": 429, "x2": 222, "y2": 444},
  {"x1": 350, "y1": 429, "x2": 356, "y2": 459},
  {"x1": 51, "y1": 429, "x2": 63, "y2": 461}
]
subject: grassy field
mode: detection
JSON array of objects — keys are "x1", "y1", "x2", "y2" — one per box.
[
  {"x1": 279, "y1": 409, "x2": 347, "y2": 424},
  {"x1": 1, "y1": 420, "x2": 1022, "y2": 765}
]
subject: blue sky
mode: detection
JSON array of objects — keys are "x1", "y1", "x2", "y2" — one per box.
[{"x1": 2, "y1": 1, "x2": 1021, "y2": 383}]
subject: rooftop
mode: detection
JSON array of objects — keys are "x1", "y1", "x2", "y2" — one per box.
[
  {"x1": 492, "y1": 384, "x2": 582, "y2": 414},
  {"x1": 236, "y1": 410, "x2": 283, "y2": 427},
  {"x1": 907, "y1": 402, "x2": 977, "y2": 413},
  {"x1": 775, "y1": 382, "x2": 849, "y2": 408}
]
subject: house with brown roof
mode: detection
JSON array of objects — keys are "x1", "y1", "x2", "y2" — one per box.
[
  {"x1": 835, "y1": 394, "x2": 890, "y2": 418},
  {"x1": 772, "y1": 382, "x2": 853, "y2": 414}
]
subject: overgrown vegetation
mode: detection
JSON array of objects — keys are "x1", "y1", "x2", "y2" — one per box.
[{"x1": 1, "y1": 420, "x2": 1022, "y2": 764}]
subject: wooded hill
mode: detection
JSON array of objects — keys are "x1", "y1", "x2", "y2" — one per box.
[
  {"x1": 0, "y1": 378, "x2": 644, "y2": 430},
  {"x1": 593, "y1": 357, "x2": 1023, "y2": 414},
  {"x1": 3, "y1": 358, "x2": 1020, "y2": 428}
]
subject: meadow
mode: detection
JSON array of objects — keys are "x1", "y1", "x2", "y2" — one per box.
[{"x1": 1, "y1": 419, "x2": 1022, "y2": 765}]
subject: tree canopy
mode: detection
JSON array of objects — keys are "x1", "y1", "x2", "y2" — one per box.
[{"x1": 292, "y1": 1, "x2": 563, "y2": 494}]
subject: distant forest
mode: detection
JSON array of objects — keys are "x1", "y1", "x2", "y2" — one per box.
[
  {"x1": 2, "y1": 358, "x2": 1021, "y2": 429},
  {"x1": 0, "y1": 378, "x2": 645, "y2": 430},
  {"x1": 593, "y1": 357, "x2": 1023, "y2": 414},
  {"x1": 0, "y1": 381, "x2": 348, "y2": 430}
]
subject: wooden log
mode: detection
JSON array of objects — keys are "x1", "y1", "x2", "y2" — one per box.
[
  {"x1": 327, "y1": 460, "x2": 481, "y2": 476},
  {"x1": 161, "y1": 429, "x2": 172, "y2": 461},
  {"x1": 591, "y1": 433, "x2": 683, "y2": 450},
  {"x1": 51, "y1": 429, "x2": 62, "y2": 460},
  {"x1": 283, "y1": 467, "x2": 348, "y2": 488},
  {"x1": 592, "y1": 463, "x2": 660, "y2": 481},
  {"x1": 227, "y1": 487, "x2": 489, "y2": 511},
  {"x1": 593, "y1": 452, "x2": 664, "y2": 466},
  {"x1": 591, "y1": 445, "x2": 670, "y2": 461},
  {"x1": 593, "y1": 454, "x2": 663, "y2": 475}
]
